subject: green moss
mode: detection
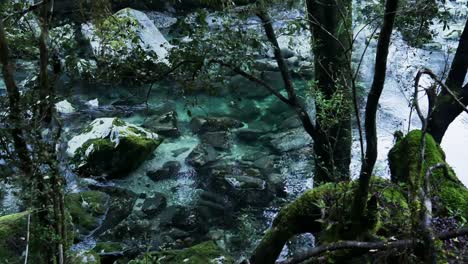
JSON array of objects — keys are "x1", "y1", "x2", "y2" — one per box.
[
  {"x1": 274, "y1": 183, "x2": 349, "y2": 237},
  {"x1": 127, "y1": 126, "x2": 146, "y2": 136},
  {"x1": 0, "y1": 212, "x2": 28, "y2": 261},
  {"x1": 112, "y1": 118, "x2": 127, "y2": 127},
  {"x1": 93, "y1": 242, "x2": 124, "y2": 253},
  {"x1": 129, "y1": 241, "x2": 233, "y2": 264},
  {"x1": 73, "y1": 128, "x2": 162, "y2": 178},
  {"x1": 65, "y1": 191, "x2": 108, "y2": 235},
  {"x1": 388, "y1": 130, "x2": 468, "y2": 218}
]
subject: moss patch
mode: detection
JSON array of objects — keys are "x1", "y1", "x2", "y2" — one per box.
[
  {"x1": 388, "y1": 130, "x2": 468, "y2": 218},
  {"x1": 74, "y1": 132, "x2": 162, "y2": 178},
  {"x1": 129, "y1": 241, "x2": 233, "y2": 264},
  {"x1": 65, "y1": 191, "x2": 109, "y2": 237},
  {"x1": 0, "y1": 212, "x2": 28, "y2": 262},
  {"x1": 93, "y1": 242, "x2": 124, "y2": 253}
]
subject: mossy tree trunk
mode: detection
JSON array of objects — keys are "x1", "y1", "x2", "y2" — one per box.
[{"x1": 306, "y1": 0, "x2": 352, "y2": 184}]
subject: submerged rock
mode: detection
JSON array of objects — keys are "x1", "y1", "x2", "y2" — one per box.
[
  {"x1": 268, "y1": 128, "x2": 312, "y2": 152},
  {"x1": 236, "y1": 128, "x2": 266, "y2": 143},
  {"x1": 66, "y1": 118, "x2": 162, "y2": 179},
  {"x1": 141, "y1": 193, "x2": 167, "y2": 217},
  {"x1": 190, "y1": 116, "x2": 243, "y2": 134},
  {"x1": 143, "y1": 110, "x2": 180, "y2": 138},
  {"x1": 200, "y1": 131, "x2": 232, "y2": 150},
  {"x1": 186, "y1": 144, "x2": 218, "y2": 168},
  {"x1": 147, "y1": 161, "x2": 182, "y2": 181},
  {"x1": 199, "y1": 161, "x2": 274, "y2": 208}
]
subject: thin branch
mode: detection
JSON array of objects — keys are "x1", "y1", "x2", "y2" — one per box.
[
  {"x1": 24, "y1": 213, "x2": 31, "y2": 264},
  {"x1": 278, "y1": 227, "x2": 468, "y2": 264},
  {"x1": 211, "y1": 60, "x2": 292, "y2": 105},
  {"x1": 2, "y1": 1, "x2": 45, "y2": 23},
  {"x1": 418, "y1": 68, "x2": 468, "y2": 115}
]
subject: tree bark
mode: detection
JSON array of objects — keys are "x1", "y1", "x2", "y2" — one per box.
[
  {"x1": 427, "y1": 19, "x2": 468, "y2": 143},
  {"x1": 352, "y1": 0, "x2": 399, "y2": 232},
  {"x1": 306, "y1": 0, "x2": 353, "y2": 184},
  {"x1": 38, "y1": 0, "x2": 52, "y2": 122},
  {"x1": 0, "y1": 21, "x2": 33, "y2": 177}
]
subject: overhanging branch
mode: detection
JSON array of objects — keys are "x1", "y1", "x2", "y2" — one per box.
[{"x1": 278, "y1": 227, "x2": 468, "y2": 264}]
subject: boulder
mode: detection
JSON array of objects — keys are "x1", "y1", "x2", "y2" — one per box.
[
  {"x1": 253, "y1": 155, "x2": 279, "y2": 175},
  {"x1": 185, "y1": 144, "x2": 218, "y2": 168},
  {"x1": 267, "y1": 173, "x2": 286, "y2": 197},
  {"x1": 81, "y1": 8, "x2": 172, "y2": 65},
  {"x1": 172, "y1": 147, "x2": 190, "y2": 157},
  {"x1": 199, "y1": 161, "x2": 273, "y2": 207},
  {"x1": 55, "y1": 99, "x2": 76, "y2": 114},
  {"x1": 268, "y1": 128, "x2": 312, "y2": 153},
  {"x1": 159, "y1": 206, "x2": 200, "y2": 230},
  {"x1": 147, "y1": 161, "x2": 182, "y2": 181},
  {"x1": 143, "y1": 111, "x2": 180, "y2": 138},
  {"x1": 200, "y1": 131, "x2": 232, "y2": 150},
  {"x1": 141, "y1": 193, "x2": 167, "y2": 217},
  {"x1": 279, "y1": 116, "x2": 302, "y2": 130},
  {"x1": 190, "y1": 116, "x2": 243, "y2": 134},
  {"x1": 87, "y1": 187, "x2": 139, "y2": 240},
  {"x1": 228, "y1": 100, "x2": 262, "y2": 122},
  {"x1": 236, "y1": 128, "x2": 266, "y2": 143},
  {"x1": 67, "y1": 118, "x2": 162, "y2": 178}
]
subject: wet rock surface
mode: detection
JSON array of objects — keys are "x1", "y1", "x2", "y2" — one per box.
[
  {"x1": 141, "y1": 193, "x2": 167, "y2": 217},
  {"x1": 147, "y1": 161, "x2": 182, "y2": 181}
]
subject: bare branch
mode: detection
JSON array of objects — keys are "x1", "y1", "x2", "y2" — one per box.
[
  {"x1": 278, "y1": 227, "x2": 468, "y2": 264},
  {"x1": 2, "y1": 1, "x2": 45, "y2": 23}
]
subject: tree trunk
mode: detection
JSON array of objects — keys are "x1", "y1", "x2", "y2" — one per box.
[
  {"x1": 306, "y1": 0, "x2": 352, "y2": 184},
  {"x1": 0, "y1": 21, "x2": 33, "y2": 177},
  {"x1": 427, "y1": 19, "x2": 468, "y2": 143},
  {"x1": 351, "y1": 0, "x2": 399, "y2": 232}
]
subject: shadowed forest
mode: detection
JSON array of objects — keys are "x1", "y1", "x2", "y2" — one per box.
[{"x1": 0, "y1": 0, "x2": 467, "y2": 263}]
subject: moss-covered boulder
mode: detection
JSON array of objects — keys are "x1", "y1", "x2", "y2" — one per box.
[
  {"x1": 82, "y1": 8, "x2": 172, "y2": 64},
  {"x1": 0, "y1": 212, "x2": 28, "y2": 262},
  {"x1": 388, "y1": 130, "x2": 468, "y2": 217},
  {"x1": 67, "y1": 118, "x2": 162, "y2": 179},
  {"x1": 65, "y1": 191, "x2": 109, "y2": 240},
  {"x1": 129, "y1": 241, "x2": 233, "y2": 264}
]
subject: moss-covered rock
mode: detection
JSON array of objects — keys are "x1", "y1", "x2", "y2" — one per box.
[
  {"x1": 0, "y1": 212, "x2": 28, "y2": 262},
  {"x1": 388, "y1": 130, "x2": 468, "y2": 218},
  {"x1": 65, "y1": 191, "x2": 109, "y2": 239},
  {"x1": 67, "y1": 118, "x2": 162, "y2": 179},
  {"x1": 93, "y1": 241, "x2": 124, "y2": 254},
  {"x1": 129, "y1": 241, "x2": 233, "y2": 264}
]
